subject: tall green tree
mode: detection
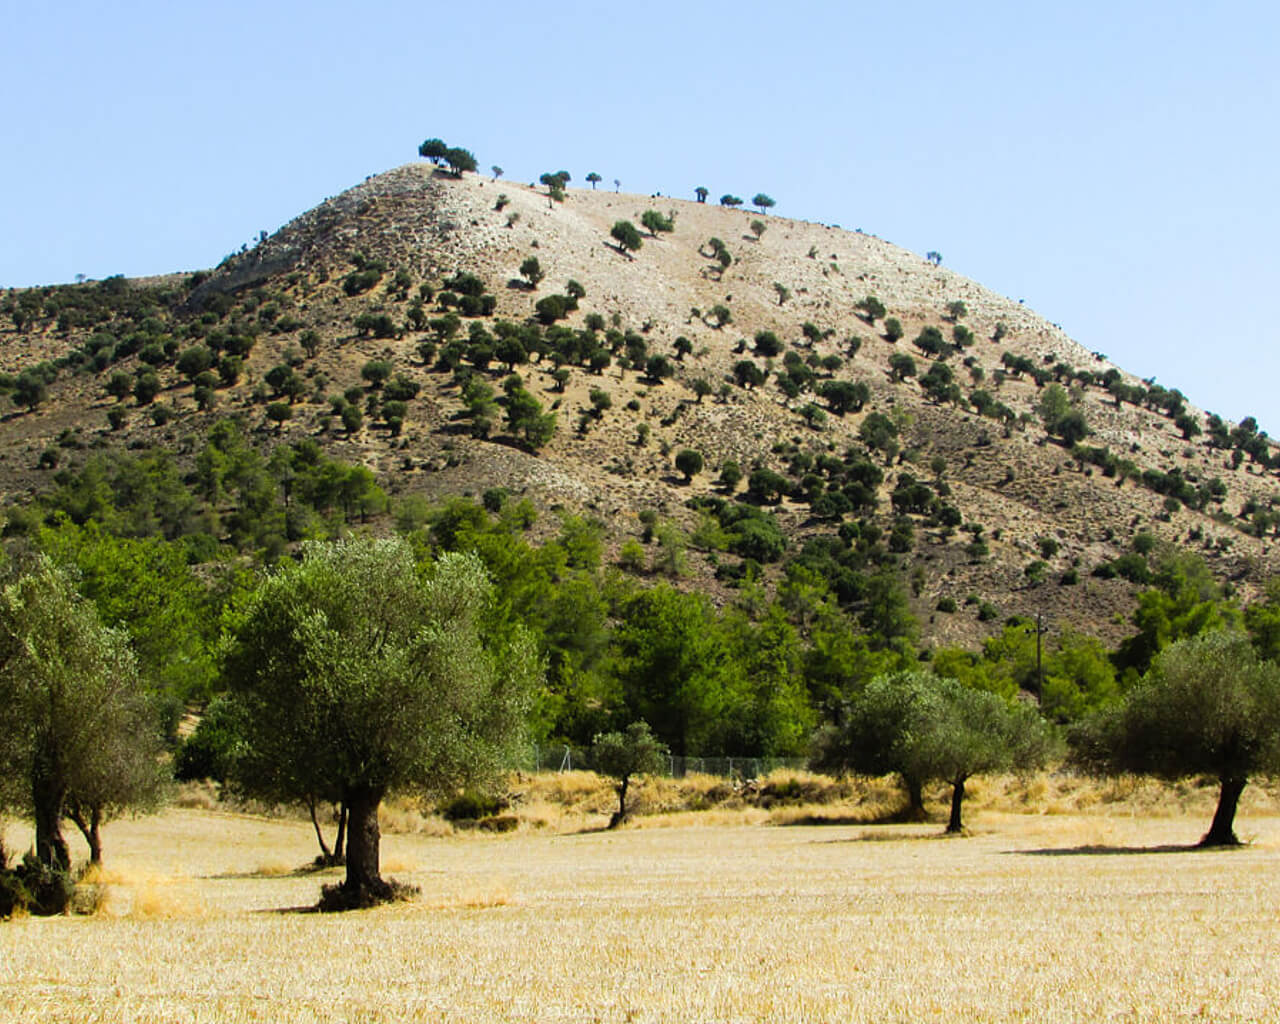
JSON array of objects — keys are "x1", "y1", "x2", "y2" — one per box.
[
  {"x1": 610, "y1": 585, "x2": 729, "y2": 757},
  {"x1": 0, "y1": 557, "x2": 166, "y2": 871},
  {"x1": 221, "y1": 540, "x2": 541, "y2": 907},
  {"x1": 1072, "y1": 631, "x2": 1280, "y2": 846},
  {"x1": 36, "y1": 518, "x2": 227, "y2": 701}
]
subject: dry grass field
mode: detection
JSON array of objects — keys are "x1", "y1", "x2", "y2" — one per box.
[{"x1": 3, "y1": 774, "x2": 1280, "y2": 1022}]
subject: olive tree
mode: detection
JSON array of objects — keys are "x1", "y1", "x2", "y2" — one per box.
[
  {"x1": 0, "y1": 557, "x2": 166, "y2": 872},
  {"x1": 813, "y1": 670, "x2": 1053, "y2": 831},
  {"x1": 444, "y1": 147, "x2": 477, "y2": 177},
  {"x1": 592, "y1": 721, "x2": 668, "y2": 827},
  {"x1": 519, "y1": 256, "x2": 544, "y2": 289},
  {"x1": 675, "y1": 449, "x2": 704, "y2": 482},
  {"x1": 610, "y1": 220, "x2": 643, "y2": 256},
  {"x1": 1071, "y1": 631, "x2": 1280, "y2": 846},
  {"x1": 221, "y1": 539, "x2": 541, "y2": 908}
]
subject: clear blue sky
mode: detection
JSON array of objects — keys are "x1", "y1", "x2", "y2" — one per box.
[{"x1": 4, "y1": 0, "x2": 1277, "y2": 431}]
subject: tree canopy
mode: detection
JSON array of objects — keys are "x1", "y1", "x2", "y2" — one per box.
[
  {"x1": 592, "y1": 721, "x2": 668, "y2": 827},
  {"x1": 812, "y1": 670, "x2": 1053, "y2": 830},
  {"x1": 221, "y1": 539, "x2": 541, "y2": 907},
  {"x1": 1071, "y1": 631, "x2": 1280, "y2": 846},
  {"x1": 0, "y1": 557, "x2": 165, "y2": 873}
]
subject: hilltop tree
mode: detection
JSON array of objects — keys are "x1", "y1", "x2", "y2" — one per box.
[
  {"x1": 592, "y1": 721, "x2": 668, "y2": 828},
  {"x1": 1074, "y1": 631, "x2": 1280, "y2": 846},
  {"x1": 418, "y1": 138, "x2": 448, "y2": 164},
  {"x1": 610, "y1": 220, "x2": 643, "y2": 256},
  {"x1": 540, "y1": 170, "x2": 571, "y2": 194},
  {"x1": 752, "y1": 194, "x2": 776, "y2": 214},
  {"x1": 720, "y1": 194, "x2": 743, "y2": 208},
  {"x1": 694, "y1": 186, "x2": 708, "y2": 203},
  {"x1": 586, "y1": 172, "x2": 602, "y2": 189},
  {"x1": 491, "y1": 166, "x2": 503, "y2": 181},
  {"x1": 222, "y1": 540, "x2": 540, "y2": 908},
  {"x1": 0, "y1": 557, "x2": 165, "y2": 873},
  {"x1": 444, "y1": 148, "x2": 477, "y2": 177}
]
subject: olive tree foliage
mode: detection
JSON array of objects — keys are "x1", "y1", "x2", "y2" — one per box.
[
  {"x1": 221, "y1": 539, "x2": 541, "y2": 908},
  {"x1": 812, "y1": 670, "x2": 1053, "y2": 831},
  {"x1": 591, "y1": 721, "x2": 668, "y2": 827},
  {"x1": 418, "y1": 138, "x2": 448, "y2": 164},
  {"x1": 0, "y1": 557, "x2": 166, "y2": 872},
  {"x1": 610, "y1": 220, "x2": 643, "y2": 256},
  {"x1": 1071, "y1": 631, "x2": 1280, "y2": 846}
]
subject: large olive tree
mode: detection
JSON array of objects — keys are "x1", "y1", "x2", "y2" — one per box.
[
  {"x1": 221, "y1": 539, "x2": 540, "y2": 908},
  {"x1": 1072, "y1": 631, "x2": 1280, "y2": 846}
]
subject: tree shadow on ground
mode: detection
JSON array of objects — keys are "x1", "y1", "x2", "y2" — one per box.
[
  {"x1": 814, "y1": 828, "x2": 958, "y2": 845},
  {"x1": 257, "y1": 903, "x2": 321, "y2": 915},
  {"x1": 206, "y1": 859, "x2": 342, "y2": 881},
  {"x1": 1009, "y1": 842, "x2": 1243, "y2": 857}
]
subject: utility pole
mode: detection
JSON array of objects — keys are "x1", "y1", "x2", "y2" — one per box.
[{"x1": 1034, "y1": 608, "x2": 1048, "y2": 703}]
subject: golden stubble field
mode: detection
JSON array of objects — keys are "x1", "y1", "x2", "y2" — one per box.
[{"x1": 3, "y1": 779, "x2": 1280, "y2": 1023}]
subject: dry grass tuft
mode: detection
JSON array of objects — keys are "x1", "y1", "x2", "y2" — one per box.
[
  {"x1": 253, "y1": 857, "x2": 294, "y2": 877},
  {"x1": 125, "y1": 873, "x2": 209, "y2": 919},
  {"x1": 172, "y1": 779, "x2": 221, "y2": 810}
]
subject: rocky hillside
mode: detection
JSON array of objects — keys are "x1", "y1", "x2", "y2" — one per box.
[{"x1": 2, "y1": 162, "x2": 1277, "y2": 649}]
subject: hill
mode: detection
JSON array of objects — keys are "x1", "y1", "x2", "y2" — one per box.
[{"x1": 1, "y1": 161, "x2": 1277, "y2": 652}]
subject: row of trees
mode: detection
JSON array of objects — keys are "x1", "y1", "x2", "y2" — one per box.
[{"x1": 4, "y1": 532, "x2": 1280, "y2": 915}]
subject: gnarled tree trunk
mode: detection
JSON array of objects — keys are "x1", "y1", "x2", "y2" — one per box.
[
  {"x1": 66, "y1": 801, "x2": 103, "y2": 866},
  {"x1": 903, "y1": 775, "x2": 927, "y2": 821},
  {"x1": 334, "y1": 802, "x2": 348, "y2": 861},
  {"x1": 1201, "y1": 775, "x2": 1247, "y2": 847},
  {"x1": 609, "y1": 775, "x2": 631, "y2": 830},
  {"x1": 308, "y1": 796, "x2": 334, "y2": 865},
  {"x1": 32, "y1": 741, "x2": 70, "y2": 872},
  {"x1": 946, "y1": 777, "x2": 967, "y2": 834},
  {"x1": 339, "y1": 785, "x2": 391, "y2": 906}
]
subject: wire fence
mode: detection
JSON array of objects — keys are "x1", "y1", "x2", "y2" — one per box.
[{"x1": 525, "y1": 744, "x2": 807, "y2": 780}]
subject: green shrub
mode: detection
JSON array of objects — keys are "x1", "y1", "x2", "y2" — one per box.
[
  {"x1": 440, "y1": 790, "x2": 507, "y2": 822},
  {"x1": 0, "y1": 855, "x2": 73, "y2": 917}
]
